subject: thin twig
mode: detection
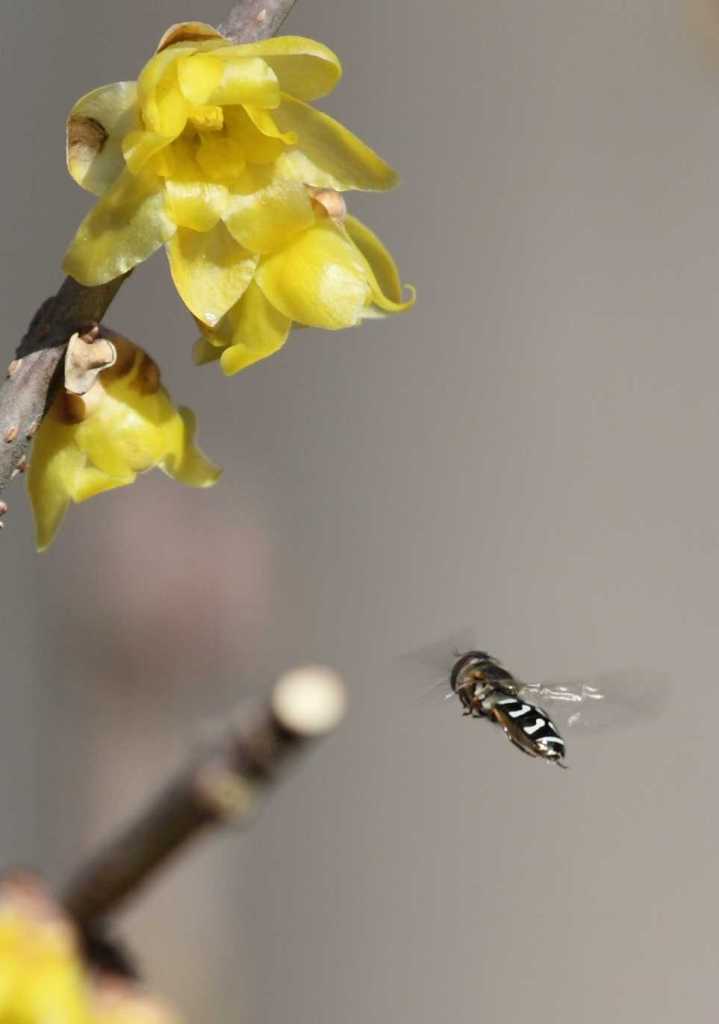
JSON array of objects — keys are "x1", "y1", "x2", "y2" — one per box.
[
  {"x1": 219, "y1": 0, "x2": 298, "y2": 42},
  {"x1": 60, "y1": 666, "x2": 346, "y2": 931},
  {"x1": 0, "y1": 0, "x2": 299, "y2": 515},
  {"x1": 0, "y1": 277, "x2": 126, "y2": 508}
]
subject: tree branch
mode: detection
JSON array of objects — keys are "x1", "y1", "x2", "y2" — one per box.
[
  {"x1": 219, "y1": 0, "x2": 298, "y2": 42},
  {"x1": 60, "y1": 666, "x2": 346, "y2": 931},
  {"x1": 0, "y1": 0, "x2": 299, "y2": 520}
]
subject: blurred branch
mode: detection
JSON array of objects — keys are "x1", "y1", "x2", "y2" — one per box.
[
  {"x1": 61, "y1": 667, "x2": 346, "y2": 931},
  {"x1": 0, "y1": 0, "x2": 299, "y2": 520}
]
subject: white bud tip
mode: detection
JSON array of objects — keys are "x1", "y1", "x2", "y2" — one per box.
[{"x1": 272, "y1": 666, "x2": 347, "y2": 736}]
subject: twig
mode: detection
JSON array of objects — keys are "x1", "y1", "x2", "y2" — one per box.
[
  {"x1": 60, "y1": 666, "x2": 346, "y2": 931},
  {"x1": 0, "y1": 277, "x2": 126, "y2": 508},
  {"x1": 219, "y1": 0, "x2": 298, "y2": 42},
  {"x1": 0, "y1": 0, "x2": 299, "y2": 513}
]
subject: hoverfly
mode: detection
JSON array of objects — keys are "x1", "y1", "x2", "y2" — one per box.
[
  {"x1": 451, "y1": 650, "x2": 570, "y2": 766},
  {"x1": 405, "y1": 638, "x2": 668, "y2": 768}
]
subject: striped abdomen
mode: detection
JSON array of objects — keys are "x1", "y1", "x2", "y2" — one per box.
[{"x1": 481, "y1": 691, "x2": 566, "y2": 764}]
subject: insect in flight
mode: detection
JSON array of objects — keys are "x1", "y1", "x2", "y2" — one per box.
[
  {"x1": 399, "y1": 638, "x2": 671, "y2": 770},
  {"x1": 407, "y1": 638, "x2": 669, "y2": 768},
  {"x1": 450, "y1": 650, "x2": 574, "y2": 767}
]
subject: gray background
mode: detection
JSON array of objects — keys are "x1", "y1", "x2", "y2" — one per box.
[{"x1": 1, "y1": 0, "x2": 718, "y2": 1020}]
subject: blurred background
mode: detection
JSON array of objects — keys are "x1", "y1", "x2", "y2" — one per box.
[{"x1": 3, "y1": 0, "x2": 719, "y2": 1020}]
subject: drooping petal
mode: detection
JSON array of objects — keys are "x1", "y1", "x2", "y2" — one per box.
[
  {"x1": 192, "y1": 334, "x2": 223, "y2": 365},
  {"x1": 29, "y1": 336, "x2": 220, "y2": 550},
  {"x1": 274, "y1": 95, "x2": 398, "y2": 191},
  {"x1": 160, "y1": 407, "x2": 222, "y2": 486},
  {"x1": 217, "y1": 280, "x2": 292, "y2": 374},
  {"x1": 255, "y1": 221, "x2": 371, "y2": 328},
  {"x1": 63, "y1": 169, "x2": 176, "y2": 285},
  {"x1": 343, "y1": 214, "x2": 415, "y2": 313},
  {"x1": 343, "y1": 214, "x2": 402, "y2": 300},
  {"x1": 66, "y1": 82, "x2": 138, "y2": 195},
  {"x1": 28, "y1": 433, "x2": 84, "y2": 551},
  {"x1": 215, "y1": 37, "x2": 341, "y2": 100},
  {"x1": 167, "y1": 223, "x2": 258, "y2": 326},
  {"x1": 224, "y1": 176, "x2": 314, "y2": 254},
  {"x1": 28, "y1": 416, "x2": 131, "y2": 551}
]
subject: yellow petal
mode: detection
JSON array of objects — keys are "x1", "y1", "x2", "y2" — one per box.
[
  {"x1": 255, "y1": 221, "x2": 370, "y2": 328},
  {"x1": 206, "y1": 56, "x2": 280, "y2": 108},
  {"x1": 72, "y1": 464, "x2": 134, "y2": 501},
  {"x1": 29, "y1": 337, "x2": 220, "y2": 549},
  {"x1": 176, "y1": 53, "x2": 224, "y2": 104},
  {"x1": 221, "y1": 107, "x2": 287, "y2": 165},
  {"x1": 192, "y1": 335, "x2": 223, "y2": 365},
  {"x1": 218, "y1": 280, "x2": 292, "y2": 374},
  {"x1": 343, "y1": 214, "x2": 401, "y2": 300},
  {"x1": 274, "y1": 95, "x2": 398, "y2": 191},
  {"x1": 137, "y1": 48, "x2": 191, "y2": 137},
  {"x1": 160, "y1": 407, "x2": 222, "y2": 486},
  {"x1": 217, "y1": 37, "x2": 341, "y2": 100},
  {"x1": 196, "y1": 133, "x2": 247, "y2": 181},
  {"x1": 243, "y1": 105, "x2": 296, "y2": 145},
  {"x1": 167, "y1": 223, "x2": 258, "y2": 326},
  {"x1": 63, "y1": 169, "x2": 176, "y2": 285},
  {"x1": 224, "y1": 175, "x2": 314, "y2": 253},
  {"x1": 165, "y1": 177, "x2": 228, "y2": 231},
  {"x1": 27, "y1": 432, "x2": 80, "y2": 552},
  {"x1": 343, "y1": 214, "x2": 415, "y2": 313},
  {"x1": 122, "y1": 128, "x2": 172, "y2": 175},
  {"x1": 27, "y1": 416, "x2": 128, "y2": 551},
  {"x1": 66, "y1": 82, "x2": 138, "y2": 195}
]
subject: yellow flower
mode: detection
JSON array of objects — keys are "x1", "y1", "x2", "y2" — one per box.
[
  {"x1": 0, "y1": 874, "x2": 90, "y2": 1024},
  {"x1": 0, "y1": 874, "x2": 181, "y2": 1024},
  {"x1": 194, "y1": 202, "x2": 415, "y2": 374},
  {"x1": 63, "y1": 22, "x2": 398, "y2": 332},
  {"x1": 28, "y1": 334, "x2": 221, "y2": 550}
]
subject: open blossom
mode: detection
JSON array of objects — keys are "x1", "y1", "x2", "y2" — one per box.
[
  {"x1": 193, "y1": 202, "x2": 415, "y2": 374},
  {"x1": 63, "y1": 21, "x2": 406, "y2": 345},
  {"x1": 28, "y1": 334, "x2": 220, "y2": 551}
]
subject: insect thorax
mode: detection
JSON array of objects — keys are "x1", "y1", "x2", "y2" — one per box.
[{"x1": 449, "y1": 651, "x2": 517, "y2": 713}]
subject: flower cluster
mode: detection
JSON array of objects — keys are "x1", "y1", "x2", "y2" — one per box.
[
  {"x1": 28, "y1": 333, "x2": 220, "y2": 550},
  {"x1": 0, "y1": 873, "x2": 177, "y2": 1024},
  {"x1": 64, "y1": 21, "x2": 413, "y2": 374}
]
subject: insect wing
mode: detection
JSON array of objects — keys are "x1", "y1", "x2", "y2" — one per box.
[
  {"x1": 515, "y1": 669, "x2": 669, "y2": 734},
  {"x1": 394, "y1": 627, "x2": 479, "y2": 705}
]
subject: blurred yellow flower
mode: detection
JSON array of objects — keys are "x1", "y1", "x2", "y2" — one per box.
[
  {"x1": 0, "y1": 874, "x2": 179, "y2": 1024},
  {"x1": 28, "y1": 334, "x2": 220, "y2": 551},
  {"x1": 194, "y1": 201, "x2": 415, "y2": 374},
  {"x1": 0, "y1": 875, "x2": 89, "y2": 1024},
  {"x1": 63, "y1": 21, "x2": 399, "y2": 333}
]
